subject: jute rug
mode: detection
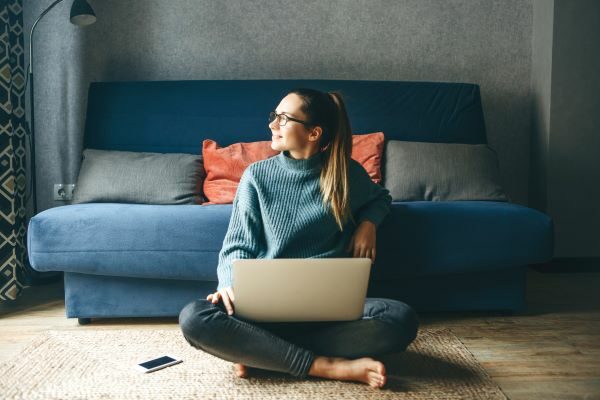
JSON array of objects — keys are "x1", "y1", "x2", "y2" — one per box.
[{"x1": 0, "y1": 327, "x2": 507, "y2": 399}]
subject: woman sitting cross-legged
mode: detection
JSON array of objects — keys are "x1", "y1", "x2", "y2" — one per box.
[{"x1": 179, "y1": 88, "x2": 419, "y2": 389}]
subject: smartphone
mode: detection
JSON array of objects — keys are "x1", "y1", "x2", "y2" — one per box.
[{"x1": 134, "y1": 354, "x2": 183, "y2": 373}]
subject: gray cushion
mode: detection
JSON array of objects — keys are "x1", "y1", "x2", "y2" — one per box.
[
  {"x1": 383, "y1": 140, "x2": 510, "y2": 201},
  {"x1": 72, "y1": 149, "x2": 205, "y2": 205}
]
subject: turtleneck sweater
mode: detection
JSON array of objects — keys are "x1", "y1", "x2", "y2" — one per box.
[{"x1": 216, "y1": 150, "x2": 392, "y2": 291}]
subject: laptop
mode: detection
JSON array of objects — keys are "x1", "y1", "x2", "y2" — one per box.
[{"x1": 232, "y1": 257, "x2": 372, "y2": 323}]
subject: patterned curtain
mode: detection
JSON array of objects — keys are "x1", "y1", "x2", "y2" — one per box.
[{"x1": 0, "y1": 0, "x2": 55, "y2": 302}]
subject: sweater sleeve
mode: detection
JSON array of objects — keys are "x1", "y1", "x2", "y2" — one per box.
[
  {"x1": 352, "y1": 161, "x2": 393, "y2": 229},
  {"x1": 216, "y1": 167, "x2": 263, "y2": 291}
]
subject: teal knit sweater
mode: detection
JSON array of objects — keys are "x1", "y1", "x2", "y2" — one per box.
[{"x1": 216, "y1": 149, "x2": 393, "y2": 291}]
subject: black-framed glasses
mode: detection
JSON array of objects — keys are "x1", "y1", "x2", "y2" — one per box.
[{"x1": 269, "y1": 111, "x2": 311, "y2": 127}]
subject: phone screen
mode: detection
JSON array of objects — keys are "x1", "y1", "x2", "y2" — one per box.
[{"x1": 139, "y1": 356, "x2": 177, "y2": 369}]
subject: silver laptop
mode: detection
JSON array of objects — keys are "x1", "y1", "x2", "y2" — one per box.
[{"x1": 232, "y1": 257, "x2": 372, "y2": 323}]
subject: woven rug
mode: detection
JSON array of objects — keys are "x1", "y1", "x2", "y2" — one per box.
[{"x1": 0, "y1": 327, "x2": 507, "y2": 399}]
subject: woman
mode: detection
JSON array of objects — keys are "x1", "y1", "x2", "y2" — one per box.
[{"x1": 179, "y1": 88, "x2": 419, "y2": 389}]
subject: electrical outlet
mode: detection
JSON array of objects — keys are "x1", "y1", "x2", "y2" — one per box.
[{"x1": 54, "y1": 184, "x2": 76, "y2": 201}]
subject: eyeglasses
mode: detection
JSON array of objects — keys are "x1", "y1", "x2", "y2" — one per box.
[{"x1": 269, "y1": 111, "x2": 311, "y2": 127}]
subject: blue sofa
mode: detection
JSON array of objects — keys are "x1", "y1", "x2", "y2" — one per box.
[{"x1": 27, "y1": 79, "x2": 554, "y2": 324}]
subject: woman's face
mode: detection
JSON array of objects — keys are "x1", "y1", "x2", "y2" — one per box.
[{"x1": 269, "y1": 93, "x2": 317, "y2": 153}]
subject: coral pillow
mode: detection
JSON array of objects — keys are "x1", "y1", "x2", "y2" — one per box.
[
  {"x1": 352, "y1": 132, "x2": 384, "y2": 185},
  {"x1": 201, "y1": 132, "x2": 385, "y2": 205},
  {"x1": 201, "y1": 139, "x2": 279, "y2": 205}
]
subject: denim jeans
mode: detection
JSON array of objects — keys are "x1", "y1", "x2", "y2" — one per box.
[{"x1": 178, "y1": 297, "x2": 420, "y2": 379}]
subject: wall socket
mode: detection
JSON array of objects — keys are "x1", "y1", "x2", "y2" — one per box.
[{"x1": 54, "y1": 184, "x2": 76, "y2": 201}]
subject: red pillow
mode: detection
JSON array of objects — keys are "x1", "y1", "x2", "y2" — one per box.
[
  {"x1": 352, "y1": 132, "x2": 384, "y2": 184},
  {"x1": 201, "y1": 132, "x2": 385, "y2": 204},
  {"x1": 201, "y1": 139, "x2": 279, "y2": 205}
]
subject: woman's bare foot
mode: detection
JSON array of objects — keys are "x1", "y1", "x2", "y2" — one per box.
[
  {"x1": 308, "y1": 356, "x2": 386, "y2": 388},
  {"x1": 233, "y1": 362, "x2": 249, "y2": 378}
]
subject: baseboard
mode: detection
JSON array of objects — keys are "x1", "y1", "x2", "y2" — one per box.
[{"x1": 529, "y1": 257, "x2": 600, "y2": 273}]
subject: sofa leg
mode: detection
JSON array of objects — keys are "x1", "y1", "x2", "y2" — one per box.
[{"x1": 78, "y1": 318, "x2": 92, "y2": 325}]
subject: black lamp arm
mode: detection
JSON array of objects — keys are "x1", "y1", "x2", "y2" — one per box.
[
  {"x1": 27, "y1": 0, "x2": 67, "y2": 215},
  {"x1": 28, "y1": 0, "x2": 67, "y2": 74}
]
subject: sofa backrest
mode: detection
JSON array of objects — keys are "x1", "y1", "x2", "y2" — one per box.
[{"x1": 83, "y1": 79, "x2": 487, "y2": 154}]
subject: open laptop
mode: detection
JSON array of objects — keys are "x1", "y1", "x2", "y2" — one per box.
[{"x1": 232, "y1": 257, "x2": 372, "y2": 323}]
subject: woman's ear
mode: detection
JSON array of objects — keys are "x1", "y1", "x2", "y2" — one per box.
[{"x1": 309, "y1": 126, "x2": 323, "y2": 142}]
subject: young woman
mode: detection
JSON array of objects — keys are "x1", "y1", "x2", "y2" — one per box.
[{"x1": 179, "y1": 88, "x2": 419, "y2": 389}]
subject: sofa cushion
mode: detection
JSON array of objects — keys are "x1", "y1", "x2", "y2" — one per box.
[
  {"x1": 202, "y1": 133, "x2": 385, "y2": 204},
  {"x1": 374, "y1": 200, "x2": 553, "y2": 279},
  {"x1": 28, "y1": 203, "x2": 230, "y2": 281},
  {"x1": 27, "y1": 201, "x2": 553, "y2": 282},
  {"x1": 72, "y1": 149, "x2": 205, "y2": 205},
  {"x1": 383, "y1": 140, "x2": 509, "y2": 201}
]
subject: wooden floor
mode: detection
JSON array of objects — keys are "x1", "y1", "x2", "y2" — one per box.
[{"x1": 1, "y1": 267, "x2": 599, "y2": 400}]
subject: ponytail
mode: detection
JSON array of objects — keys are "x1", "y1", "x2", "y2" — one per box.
[
  {"x1": 319, "y1": 92, "x2": 355, "y2": 231},
  {"x1": 287, "y1": 88, "x2": 356, "y2": 231}
]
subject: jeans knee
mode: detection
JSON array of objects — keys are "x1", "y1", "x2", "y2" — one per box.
[
  {"x1": 179, "y1": 300, "x2": 196, "y2": 331},
  {"x1": 404, "y1": 305, "x2": 420, "y2": 343},
  {"x1": 178, "y1": 299, "x2": 219, "y2": 339},
  {"x1": 382, "y1": 299, "x2": 420, "y2": 348}
]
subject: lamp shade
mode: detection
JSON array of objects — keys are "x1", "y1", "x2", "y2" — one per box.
[{"x1": 70, "y1": 0, "x2": 96, "y2": 26}]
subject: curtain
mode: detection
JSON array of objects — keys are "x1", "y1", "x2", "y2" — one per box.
[{"x1": 0, "y1": 0, "x2": 52, "y2": 302}]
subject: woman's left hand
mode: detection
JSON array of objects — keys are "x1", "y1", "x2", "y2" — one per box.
[{"x1": 347, "y1": 220, "x2": 377, "y2": 264}]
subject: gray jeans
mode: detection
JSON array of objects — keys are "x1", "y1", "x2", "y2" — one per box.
[{"x1": 178, "y1": 297, "x2": 420, "y2": 379}]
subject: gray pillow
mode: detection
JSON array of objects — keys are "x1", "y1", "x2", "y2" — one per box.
[
  {"x1": 383, "y1": 140, "x2": 510, "y2": 202},
  {"x1": 72, "y1": 149, "x2": 205, "y2": 205}
]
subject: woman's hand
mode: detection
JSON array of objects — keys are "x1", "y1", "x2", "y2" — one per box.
[
  {"x1": 347, "y1": 220, "x2": 377, "y2": 264},
  {"x1": 206, "y1": 287, "x2": 235, "y2": 315}
]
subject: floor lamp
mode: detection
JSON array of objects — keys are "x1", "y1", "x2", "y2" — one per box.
[
  {"x1": 25, "y1": 0, "x2": 96, "y2": 284},
  {"x1": 28, "y1": 0, "x2": 96, "y2": 216}
]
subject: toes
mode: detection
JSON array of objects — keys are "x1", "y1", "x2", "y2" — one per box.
[
  {"x1": 235, "y1": 369, "x2": 248, "y2": 378},
  {"x1": 233, "y1": 364, "x2": 245, "y2": 372},
  {"x1": 368, "y1": 371, "x2": 381, "y2": 386},
  {"x1": 367, "y1": 371, "x2": 384, "y2": 387},
  {"x1": 234, "y1": 363, "x2": 249, "y2": 378},
  {"x1": 377, "y1": 362, "x2": 386, "y2": 376},
  {"x1": 369, "y1": 378, "x2": 382, "y2": 388},
  {"x1": 367, "y1": 360, "x2": 386, "y2": 376}
]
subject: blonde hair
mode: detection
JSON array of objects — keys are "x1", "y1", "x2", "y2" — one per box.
[{"x1": 287, "y1": 88, "x2": 355, "y2": 231}]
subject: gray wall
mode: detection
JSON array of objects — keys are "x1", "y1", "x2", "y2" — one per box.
[
  {"x1": 547, "y1": 0, "x2": 600, "y2": 256},
  {"x1": 530, "y1": 0, "x2": 600, "y2": 257},
  {"x1": 530, "y1": 0, "x2": 553, "y2": 215},
  {"x1": 24, "y1": 0, "x2": 534, "y2": 216}
]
